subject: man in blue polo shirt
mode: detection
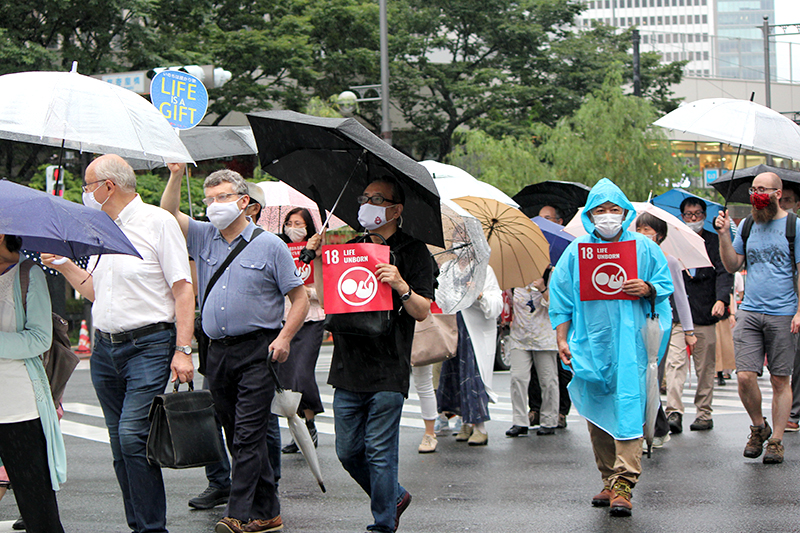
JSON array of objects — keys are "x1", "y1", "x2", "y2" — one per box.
[{"x1": 162, "y1": 165, "x2": 308, "y2": 533}]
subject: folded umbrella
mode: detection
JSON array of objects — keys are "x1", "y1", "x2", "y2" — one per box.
[
  {"x1": 642, "y1": 305, "x2": 663, "y2": 458},
  {"x1": 248, "y1": 111, "x2": 443, "y2": 247},
  {"x1": 452, "y1": 196, "x2": 550, "y2": 290},
  {"x1": 0, "y1": 179, "x2": 141, "y2": 259}
]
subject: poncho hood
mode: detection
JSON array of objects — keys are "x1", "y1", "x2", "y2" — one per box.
[{"x1": 581, "y1": 178, "x2": 637, "y2": 236}]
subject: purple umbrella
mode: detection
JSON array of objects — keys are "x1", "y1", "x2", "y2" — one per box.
[
  {"x1": 531, "y1": 216, "x2": 575, "y2": 265},
  {"x1": 0, "y1": 179, "x2": 141, "y2": 259}
]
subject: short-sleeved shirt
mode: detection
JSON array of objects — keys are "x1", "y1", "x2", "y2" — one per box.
[
  {"x1": 327, "y1": 230, "x2": 435, "y2": 397},
  {"x1": 733, "y1": 215, "x2": 800, "y2": 316},
  {"x1": 188, "y1": 219, "x2": 304, "y2": 339},
  {"x1": 506, "y1": 285, "x2": 557, "y2": 352},
  {"x1": 91, "y1": 196, "x2": 192, "y2": 333}
]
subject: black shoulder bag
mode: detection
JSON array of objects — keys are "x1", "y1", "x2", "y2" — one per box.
[
  {"x1": 324, "y1": 232, "x2": 403, "y2": 337},
  {"x1": 195, "y1": 227, "x2": 264, "y2": 375}
]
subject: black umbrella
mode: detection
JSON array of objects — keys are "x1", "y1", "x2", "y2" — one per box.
[
  {"x1": 711, "y1": 164, "x2": 800, "y2": 204},
  {"x1": 247, "y1": 111, "x2": 444, "y2": 247},
  {"x1": 512, "y1": 180, "x2": 591, "y2": 222}
]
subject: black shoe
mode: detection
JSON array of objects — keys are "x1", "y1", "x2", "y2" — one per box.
[
  {"x1": 307, "y1": 419, "x2": 318, "y2": 448},
  {"x1": 717, "y1": 371, "x2": 726, "y2": 387},
  {"x1": 395, "y1": 490, "x2": 412, "y2": 531},
  {"x1": 505, "y1": 425, "x2": 528, "y2": 437},
  {"x1": 557, "y1": 413, "x2": 568, "y2": 429},
  {"x1": 281, "y1": 440, "x2": 300, "y2": 454},
  {"x1": 537, "y1": 427, "x2": 556, "y2": 435},
  {"x1": 690, "y1": 418, "x2": 714, "y2": 431},
  {"x1": 188, "y1": 485, "x2": 230, "y2": 510},
  {"x1": 12, "y1": 517, "x2": 24, "y2": 531},
  {"x1": 668, "y1": 412, "x2": 683, "y2": 434}
]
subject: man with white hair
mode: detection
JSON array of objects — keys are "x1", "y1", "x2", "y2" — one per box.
[{"x1": 43, "y1": 154, "x2": 195, "y2": 533}]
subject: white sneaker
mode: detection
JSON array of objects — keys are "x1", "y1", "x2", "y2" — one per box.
[
  {"x1": 452, "y1": 416, "x2": 462, "y2": 435},
  {"x1": 418, "y1": 433, "x2": 438, "y2": 453},
  {"x1": 643, "y1": 434, "x2": 671, "y2": 450},
  {"x1": 434, "y1": 414, "x2": 449, "y2": 435}
]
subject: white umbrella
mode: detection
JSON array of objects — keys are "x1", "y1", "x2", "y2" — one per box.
[
  {"x1": 653, "y1": 98, "x2": 800, "y2": 161},
  {"x1": 642, "y1": 310, "x2": 663, "y2": 458},
  {"x1": 564, "y1": 202, "x2": 712, "y2": 270},
  {"x1": 0, "y1": 63, "x2": 194, "y2": 166},
  {"x1": 419, "y1": 160, "x2": 520, "y2": 207}
]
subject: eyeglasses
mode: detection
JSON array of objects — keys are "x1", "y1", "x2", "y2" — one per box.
[
  {"x1": 357, "y1": 194, "x2": 395, "y2": 206},
  {"x1": 681, "y1": 211, "x2": 705, "y2": 221},
  {"x1": 284, "y1": 221, "x2": 307, "y2": 228},
  {"x1": 81, "y1": 179, "x2": 108, "y2": 192},
  {"x1": 748, "y1": 187, "x2": 779, "y2": 195},
  {"x1": 202, "y1": 193, "x2": 241, "y2": 206}
]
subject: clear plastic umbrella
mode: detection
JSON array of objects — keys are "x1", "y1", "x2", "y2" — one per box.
[
  {"x1": 267, "y1": 357, "x2": 325, "y2": 492},
  {"x1": 642, "y1": 303, "x2": 663, "y2": 458},
  {"x1": 432, "y1": 199, "x2": 491, "y2": 314}
]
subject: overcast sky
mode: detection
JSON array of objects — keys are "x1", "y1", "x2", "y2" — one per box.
[{"x1": 775, "y1": 0, "x2": 800, "y2": 83}]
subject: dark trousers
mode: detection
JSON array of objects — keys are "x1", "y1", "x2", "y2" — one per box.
[
  {"x1": 207, "y1": 329, "x2": 280, "y2": 522},
  {"x1": 0, "y1": 419, "x2": 64, "y2": 533},
  {"x1": 529, "y1": 361, "x2": 572, "y2": 415}
]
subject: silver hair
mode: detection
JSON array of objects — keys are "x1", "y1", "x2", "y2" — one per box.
[
  {"x1": 94, "y1": 157, "x2": 137, "y2": 192},
  {"x1": 204, "y1": 169, "x2": 249, "y2": 196}
]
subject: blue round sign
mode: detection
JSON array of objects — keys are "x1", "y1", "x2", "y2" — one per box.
[{"x1": 150, "y1": 70, "x2": 208, "y2": 129}]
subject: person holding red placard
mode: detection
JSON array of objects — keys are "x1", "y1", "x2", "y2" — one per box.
[
  {"x1": 549, "y1": 178, "x2": 673, "y2": 517},
  {"x1": 306, "y1": 176, "x2": 435, "y2": 533}
]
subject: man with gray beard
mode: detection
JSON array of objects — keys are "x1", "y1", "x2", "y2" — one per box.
[{"x1": 717, "y1": 172, "x2": 800, "y2": 465}]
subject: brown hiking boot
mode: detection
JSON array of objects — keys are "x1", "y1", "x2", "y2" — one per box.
[
  {"x1": 743, "y1": 418, "x2": 772, "y2": 458},
  {"x1": 763, "y1": 438, "x2": 784, "y2": 464},
  {"x1": 591, "y1": 486, "x2": 613, "y2": 507},
  {"x1": 609, "y1": 481, "x2": 633, "y2": 517}
]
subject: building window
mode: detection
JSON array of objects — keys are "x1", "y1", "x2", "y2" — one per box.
[
  {"x1": 635, "y1": 17, "x2": 640, "y2": 25},
  {"x1": 688, "y1": 51, "x2": 694, "y2": 60},
  {"x1": 704, "y1": 51, "x2": 709, "y2": 60},
  {"x1": 673, "y1": 15, "x2": 678, "y2": 24},
  {"x1": 620, "y1": 18, "x2": 626, "y2": 26},
  {"x1": 627, "y1": 0, "x2": 632, "y2": 7},
  {"x1": 672, "y1": 0, "x2": 677, "y2": 5},
  {"x1": 679, "y1": 15, "x2": 685, "y2": 24},
  {"x1": 648, "y1": 16, "x2": 654, "y2": 25},
  {"x1": 666, "y1": 52, "x2": 672, "y2": 61},
  {"x1": 665, "y1": 34, "x2": 671, "y2": 43},
  {"x1": 658, "y1": 34, "x2": 664, "y2": 43},
  {"x1": 679, "y1": 0, "x2": 684, "y2": 5},
  {"x1": 704, "y1": 69, "x2": 709, "y2": 76},
  {"x1": 605, "y1": 0, "x2": 610, "y2": 8},
  {"x1": 688, "y1": 34, "x2": 694, "y2": 42},
  {"x1": 694, "y1": 15, "x2": 700, "y2": 24},
  {"x1": 635, "y1": 0, "x2": 640, "y2": 6},
  {"x1": 702, "y1": 14, "x2": 707, "y2": 23},
  {"x1": 657, "y1": 16, "x2": 663, "y2": 24},
  {"x1": 703, "y1": 33, "x2": 708, "y2": 42}
]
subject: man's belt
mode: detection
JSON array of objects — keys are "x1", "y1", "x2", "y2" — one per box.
[
  {"x1": 96, "y1": 322, "x2": 174, "y2": 344},
  {"x1": 212, "y1": 328, "x2": 276, "y2": 346}
]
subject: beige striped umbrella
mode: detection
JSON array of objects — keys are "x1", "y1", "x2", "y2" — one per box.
[{"x1": 452, "y1": 196, "x2": 550, "y2": 290}]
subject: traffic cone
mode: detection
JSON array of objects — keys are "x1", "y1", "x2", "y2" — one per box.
[{"x1": 76, "y1": 320, "x2": 92, "y2": 355}]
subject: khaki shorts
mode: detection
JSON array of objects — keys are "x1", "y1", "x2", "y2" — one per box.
[{"x1": 733, "y1": 310, "x2": 797, "y2": 377}]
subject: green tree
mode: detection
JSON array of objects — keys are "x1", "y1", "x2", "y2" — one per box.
[{"x1": 534, "y1": 67, "x2": 684, "y2": 202}]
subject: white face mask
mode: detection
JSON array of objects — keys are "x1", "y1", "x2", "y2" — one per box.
[
  {"x1": 284, "y1": 226, "x2": 307, "y2": 243},
  {"x1": 686, "y1": 220, "x2": 704, "y2": 233},
  {"x1": 206, "y1": 200, "x2": 243, "y2": 230},
  {"x1": 358, "y1": 203, "x2": 392, "y2": 231},
  {"x1": 640, "y1": 233, "x2": 658, "y2": 242},
  {"x1": 593, "y1": 213, "x2": 624, "y2": 240},
  {"x1": 82, "y1": 189, "x2": 107, "y2": 211}
]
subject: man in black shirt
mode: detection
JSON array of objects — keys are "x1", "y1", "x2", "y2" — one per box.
[{"x1": 307, "y1": 176, "x2": 434, "y2": 533}]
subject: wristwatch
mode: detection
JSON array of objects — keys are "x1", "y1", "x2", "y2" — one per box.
[
  {"x1": 175, "y1": 345, "x2": 193, "y2": 355},
  {"x1": 400, "y1": 288, "x2": 412, "y2": 302}
]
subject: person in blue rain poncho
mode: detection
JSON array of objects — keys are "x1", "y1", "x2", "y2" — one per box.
[{"x1": 549, "y1": 178, "x2": 673, "y2": 517}]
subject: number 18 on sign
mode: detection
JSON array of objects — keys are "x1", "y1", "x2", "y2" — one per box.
[
  {"x1": 578, "y1": 241, "x2": 638, "y2": 301},
  {"x1": 321, "y1": 243, "x2": 394, "y2": 314}
]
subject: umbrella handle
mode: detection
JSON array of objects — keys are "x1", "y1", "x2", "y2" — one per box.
[{"x1": 266, "y1": 351, "x2": 284, "y2": 391}]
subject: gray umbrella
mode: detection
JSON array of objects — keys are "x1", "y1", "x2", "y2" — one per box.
[
  {"x1": 711, "y1": 164, "x2": 800, "y2": 204},
  {"x1": 127, "y1": 126, "x2": 257, "y2": 170}
]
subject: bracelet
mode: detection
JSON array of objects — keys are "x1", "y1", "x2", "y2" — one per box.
[{"x1": 685, "y1": 332, "x2": 695, "y2": 336}]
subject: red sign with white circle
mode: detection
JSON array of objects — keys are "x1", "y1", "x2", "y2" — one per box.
[
  {"x1": 287, "y1": 242, "x2": 315, "y2": 286},
  {"x1": 578, "y1": 241, "x2": 638, "y2": 301},
  {"x1": 321, "y1": 243, "x2": 393, "y2": 314}
]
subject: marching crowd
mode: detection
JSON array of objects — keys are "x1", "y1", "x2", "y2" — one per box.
[{"x1": 1, "y1": 155, "x2": 799, "y2": 532}]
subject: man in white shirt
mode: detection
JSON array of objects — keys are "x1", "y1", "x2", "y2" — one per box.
[{"x1": 44, "y1": 154, "x2": 194, "y2": 533}]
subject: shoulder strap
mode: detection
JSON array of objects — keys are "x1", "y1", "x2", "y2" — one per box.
[
  {"x1": 741, "y1": 215, "x2": 754, "y2": 268},
  {"x1": 787, "y1": 212, "x2": 797, "y2": 291},
  {"x1": 19, "y1": 260, "x2": 35, "y2": 315},
  {"x1": 200, "y1": 227, "x2": 265, "y2": 313}
]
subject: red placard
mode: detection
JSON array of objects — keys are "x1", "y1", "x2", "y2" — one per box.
[
  {"x1": 321, "y1": 243, "x2": 393, "y2": 314},
  {"x1": 578, "y1": 241, "x2": 638, "y2": 301},
  {"x1": 287, "y1": 242, "x2": 314, "y2": 286}
]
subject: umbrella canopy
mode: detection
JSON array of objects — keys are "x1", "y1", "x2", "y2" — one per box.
[
  {"x1": 711, "y1": 164, "x2": 800, "y2": 204},
  {"x1": 0, "y1": 180, "x2": 141, "y2": 259},
  {"x1": 0, "y1": 65, "x2": 194, "y2": 166},
  {"x1": 431, "y1": 199, "x2": 491, "y2": 314},
  {"x1": 419, "y1": 161, "x2": 520, "y2": 207},
  {"x1": 254, "y1": 181, "x2": 347, "y2": 234},
  {"x1": 128, "y1": 126, "x2": 257, "y2": 170},
  {"x1": 531, "y1": 216, "x2": 575, "y2": 265},
  {"x1": 564, "y1": 202, "x2": 712, "y2": 270},
  {"x1": 452, "y1": 196, "x2": 550, "y2": 290},
  {"x1": 653, "y1": 98, "x2": 800, "y2": 161},
  {"x1": 267, "y1": 359, "x2": 325, "y2": 493},
  {"x1": 513, "y1": 180, "x2": 591, "y2": 222},
  {"x1": 651, "y1": 189, "x2": 723, "y2": 235},
  {"x1": 247, "y1": 111, "x2": 444, "y2": 247}
]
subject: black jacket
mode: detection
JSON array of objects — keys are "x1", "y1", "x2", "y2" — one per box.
[{"x1": 682, "y1": 229, "x2": 734, "y2": 326}]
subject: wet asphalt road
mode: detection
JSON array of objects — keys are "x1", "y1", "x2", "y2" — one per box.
[{"x1": 2, "y1": 347, "x2": 799, "y2": 533}]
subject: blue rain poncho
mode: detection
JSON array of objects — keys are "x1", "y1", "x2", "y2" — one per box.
[{"x1": 549, "y1": 178, "x2": 673, "y2": 440}]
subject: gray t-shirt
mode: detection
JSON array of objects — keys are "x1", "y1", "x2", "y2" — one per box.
[{"x1": 188, "y1": 219, "x2": 303, "y2": 338}]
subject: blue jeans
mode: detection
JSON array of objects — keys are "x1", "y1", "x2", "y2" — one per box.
[
  {"x1": 91, "y1": 328, "x2": 174, "y2": 533},
  {"x1": 333, "y1": 389, "x2": 407, "y2": 533}
]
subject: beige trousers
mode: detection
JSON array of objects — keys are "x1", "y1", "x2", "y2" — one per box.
[
  {"x1": 665, "y1": 324, "x2": 717, "y2": 421},
  {"x1": 587, "y1": 422, "x2": 642, "y2": 489}
]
